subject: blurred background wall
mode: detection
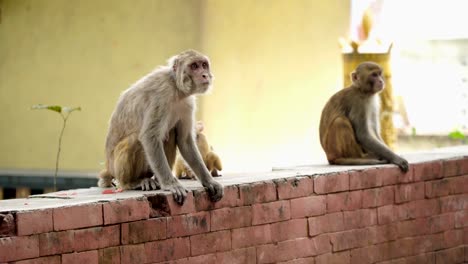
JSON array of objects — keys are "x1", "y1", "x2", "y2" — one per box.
[{"x1": 0, "y1": 0, "x2": 350, "y2": 174}]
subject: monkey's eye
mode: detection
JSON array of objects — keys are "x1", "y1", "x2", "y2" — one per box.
[
  {"x1": 202, "y1": 62, "x2": 208, "y2": 69},
  {"x1": 372, "y1": 72, "x2": 379, "y2": 77},
  {"x1": 190, "y1": 63, "x2": 199, "y2": 70}
]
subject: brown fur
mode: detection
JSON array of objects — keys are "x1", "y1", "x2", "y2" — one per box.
[{"x1": 319, "y1": 61, "x2": 409, "y2": 172}]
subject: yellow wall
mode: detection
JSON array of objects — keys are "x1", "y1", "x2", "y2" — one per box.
[{"x1": 0, "y1": 0, "x2": 350, "y2": 173}]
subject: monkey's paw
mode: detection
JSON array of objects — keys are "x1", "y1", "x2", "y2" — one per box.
[
  {"x1": 394, "y1": 157, "x2": 409, "y2": 173},
  {"x1": 202, "y1": 180, "x2": 224, "y2": 202},
  {"x1": 162, "y1": 180, "x2": 188, "y2": 205},
  {"x1": 140, "y1": 178, "x2": 160, "y2": 191}
]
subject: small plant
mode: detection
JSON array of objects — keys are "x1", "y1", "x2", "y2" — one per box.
[{"x1": 32, "y1": 104, "x2": 81, "y2": 191}]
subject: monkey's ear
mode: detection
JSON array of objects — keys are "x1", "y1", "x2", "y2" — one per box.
[
  {"x1": 168, "y1": 55, "x2": 178, "y2": 72},
  {"x1": 351, "y1": 72, "x2": 358, "y2": 83}
]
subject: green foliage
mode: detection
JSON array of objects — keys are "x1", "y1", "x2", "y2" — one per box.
[
  {"x1": 448, "y1": 129, "x2": 466, "y2": 140},
  {"x1": 32, "y1": 104, "x2": 81, "y2": 191}
]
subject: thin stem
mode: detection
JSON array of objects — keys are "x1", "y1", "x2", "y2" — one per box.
[{"x1": 54, "y1": 114, "x2": 68, "y2": 192}]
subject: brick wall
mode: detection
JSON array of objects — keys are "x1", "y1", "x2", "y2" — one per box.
[{"x1": 0, "y1": 157, "x2": 467, "y2": 263}]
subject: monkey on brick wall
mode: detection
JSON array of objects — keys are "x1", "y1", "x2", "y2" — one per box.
[
  {"x1": 319, "y1": 61, "x2": 409, "y2": 172},
  {"x1": 98, "y1": 50, "x2": 224, "y2": 204},
  {"x1": 174, "y1": 121, "x2": 222, "y2": 179}
]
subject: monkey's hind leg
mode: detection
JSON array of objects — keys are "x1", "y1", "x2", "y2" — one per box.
[
  {"x1": 98, "y1": 169, "x2": 114, "y2": 187},
  {"x1": 206, "y1": 152, "x2": 222, "y2": 177},
  {"x1": 325, "y1": 117, "x2": 385, "y2": 166}
]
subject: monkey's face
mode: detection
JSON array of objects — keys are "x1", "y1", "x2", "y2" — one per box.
[
  {"x1": 186, "y1": 58, "x2": 213, "y2": 93},
  {"x1": 367, "y1": 70, "x2": 385, "y2": 93}
]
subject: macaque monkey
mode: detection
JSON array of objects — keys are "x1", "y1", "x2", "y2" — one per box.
[
  {"x1": 319, "y1": 61, "x2": 409, "y2": 172},
  {"x1": 98, "y1": 50, "x2": 224, "y2": 204},
  {"x1": 174, "y1": 121, "x2": 223, "y2": 179}
]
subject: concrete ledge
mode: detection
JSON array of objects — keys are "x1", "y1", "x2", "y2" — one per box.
[{"x1": 1, "y1": 146, "x2": 468, "y2": 263}]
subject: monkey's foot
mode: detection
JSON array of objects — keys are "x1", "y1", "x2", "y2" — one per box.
[
  {"x1": 140, "y1": 178, "x2": 160, "y2": 191},
  {"x1": 202, "y1": 179, "x2": 224, "y2": 202},
  {"x1": 162, "y1": 180, "x2": 188, "y2": 205}
]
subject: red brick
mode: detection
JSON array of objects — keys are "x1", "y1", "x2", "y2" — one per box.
[
  {"x1": 460, "y1": 158, "x2": 468, "y2": 174},
  {"x1": 350, "y1": 246, "x2": 380, "y2": 264},
  {"x1": 256, "y1": 237, "x2": 322, "y2": 263},
  {"x1": 120, "y1": 244, "x2": 146, "y2": 264},
  {"x1": 349, "y1": 168, "x2": 382, "y2": 190},
  {"x1": 314, "y1": 172, "x2": 349, "y2": 194},
  {"x1": 145, "y1": 237, "x2": 190, "y2": 262},
  {"x1": 173, "y1": 254, "x2": 216, "y2": 264},
  {"x1": 455, "y1": 210, "x2": 468, "y2": 228},
  {"x1": 413, "y1": 161, "x2": 443, "y2": 181},
  {"x1": 309, "y1": 212, "x2": 344, "y2": 236},
  {"x1": 276, "y1": 176, "x2": 314, "y2": 199},
  {"x1": 369, "y1": 223, "x2": 398, "y2": 243},
  {"x1": 378, "y1": 205, "x2": 398, "y2": 225},
  {"x1": 210, "y1": 206, "x2": 252, "y2": 231},
  {"x1": 147, "y1": 192, "x2": 195, "y2": 217},
  {"x1": 362, "y1": 186, "x2": 394, "y2": 208},
  {"x1": 277, "y1": 257, "x2": 315, "y2": 264},
  {"x1": 329, "y1": 228, "x2": 373, "y2": 252},
  {"x1": 167, "y1": 211, "x2": 209, "y2": 237},
  {"x1": 443, "y1": 158, "x2": 464, "y2": 177},
  {"x1": 39, "y1": 231, "x2": 74, "y2": 256},
  {"x1": 465, "y1": 227, "x2": 468, "y2": 244},
  {"x1": 190, "y1": 230, "x2": 231, "y2": 256},
  {"x1": 378, "y1": 253, "x2": 436, "y2": 264},
  {"x1": 314, "y1": 234, "x2": 332, "y2": 255},
  {"x1": 315, "y1": 251, "x2": 350, "y2": 264},
  {"x1": 232, "y1": 224, "x2": 271, "y2": 249},
  {"x1": 429, "y1": 213, "x2": 455, "y2": 234},
  {"x1": 215, "y1": 247, "x2": 256, "y2": 264},
  {"x1": 53, "y1": 203, "x2": 103, "y2": 231},
  {"x1": 327, "y1": 191, "x2": 362, "y2": 213},
  {"x1": 0, "y1": 235, "x2": 39, "y2": 262},
  {"x1": 12, "y1": 255, "x2": 61, "y2": 264},
  {"x1": 194, "y1": 185, "x2": 241, "y2": 211},
  {"x1": 425, "y1": 176, "x2": 468, "y2": 198},
  {"x1": 290, "y1": 195, "x2": 326, "y2": 218},
  {"x1": 98, "y1": 246, "x2": 120, "y2": 264},
  {"x1": 0, "y1": 212, "x2": 15, "y2": 237},
  {"x1": 103, "y1": 198, "x2": 149, "y2": 225},
  {"x1": 270, "y1": 219, "x2": 308, "y2": 242},
  {"x1": 381, "y1": 167, "x2": 406, "y2": 185},
  {"x1": 398, "y1": 199, "x2": 440, "y2": 220},
  {"x1": 16, "y1": 210, "x2": 53, "y2": 236},
  {"x1": 395, "y1": 182, "x2": 425, "y2": 204},
  {"x1": 435, "y1": 246, "x2": 464, "y2": 264},
  {"x1": 343, "y1": 209, "x2": 377, "y2": 229},
  {"x1": 397, "y1": 218, "x2": 430, "y2": 238},
  {"x1": 443, "y1": 229, "x2": 464, "y2": 248},
  {"x1": 440, "y1": 194, "x2": 468, "y2": 213},
  {"x1": 62, "y1": 250, "x2": 98, "y2": 264},
  {"x1": 239, "y1": 181, "x2": 277, "y2": 205},
  {"x1": 252, "y1": 200, "x2": 291, "y2": 225},
  {"x1": 121, "y1": 218, "x2": 166, "y2": 244},
  {"x1": 449, "y1": 175, "x2": 468, "y2": 194},
  {"x1": 465, "y1": 244, "x2": 468, "y2": 262},
  {"x1": 74, "y1": 225, "x2": 120, "y2": 252}
]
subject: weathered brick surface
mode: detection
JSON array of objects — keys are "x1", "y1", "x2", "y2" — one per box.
[
  {"x1": 210, "y1": 206, "x2": 252, "y2": 231},
  {"x1": 194, "y1": 185, "x2": 241, "y2": 211},
  {"x1": 270, "y1": 218, "x2": 308, "y2": 242},
  {"x1": 349, "y1": 168, "x2": 382, "y2": 190},
  {"x1": 120, "y1": 244, "x2": 146, "y2": 264},
  {"x1": 103, "y1": 198, "x2": 149, "y2": 225},
  {"x1": 12, "y1": 255, "x2": 61, "y2": 264},
  {"x1": 343, "y1": 209, "x2": 377, "y2": 229},
  {"x1": 362, "y1": 186, "x2": 394, "y2": 208},
  {"x1": 190, "y1": 230, "x2": 231, "y2": 256},
  {"x1": 167, "y1": 211, "x2": 210, "y2": 238},
  {"x1": 440, "y1": 194, "x2": 468, "y2": 213},
  {"x1": 327, "y1": 191, "x2": 362, "y2": 213},
  {"x1": 74, "y1": 225, "x2": 120, "y2": 252},
  {"x1": 252, "y1": 200, "x2": 291, "y2": 225},
  {"x1": 398, "y1": 199, "x2": 440, "y2": 220},
  {"x1": 435, "y1": 246, "x2": 464, "y2": 264},
  {"x1": 0, "y1": 235, "x2": 39, "y2": 262},
  {"x1": 231, "y1": 224, "x2": 271, "y2": 249},
  {"x1": 329, "y1": 228, "x2": 373, "y2": 252},
  {"x1": 121, "y1": 218, "x2": 166, "y2": 244},
  {"x1": 53, "y1": 203, "x2": 103, "y2": 231},
  {"x1": 413, "y1": 161, "x2": 443, "y2": 182},
  {"x1": 98, "y1": 246, "x2": 120, "y2": 264},
  {"x1": 145, "y1": 237, "x2": 190, "y2": 263},
  {"x1": 16, "y1": 210, "x2": 53, "y2": 236},
  {"x1": 39, "y1": 231, "x2": 74, "y2": 256},
  {"x1": 256, "y1": 236, "x2": 328, "y2": 263},
  {"x1": 62, "y1": 250, "x2": 98, "y2": 264},
  {"x1": 147, "y1": 192, "x2": 195, "y2": 217},
  {"x1": 395, "y1": 182, "x2": 425, "y2": 204},
  {"x1": 454, "y1": 210, "x2": 468, "y2": 228},
  {"x1": 239, "y1": 181, "x2": 277, "y2": 205},
  {"x1": 315, "y1": 251, "x2": 350, "y2": 264},
  {"x1": 314, "y1": 172, "x2": 349, "y2": 194},
  {"x1": 309, "y1": 212, "x2": 344, "y2": 236},
  {"x1": 290, "y1": 195, "x2": 326, "y2": 218},
  {"x1": 276, "y1": 176, "x2": 314, "y2": 199}
]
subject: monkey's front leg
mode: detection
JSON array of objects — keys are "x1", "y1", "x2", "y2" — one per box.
[{"x1": 178, "y1": 134, "x2": 224, "y2": 202}]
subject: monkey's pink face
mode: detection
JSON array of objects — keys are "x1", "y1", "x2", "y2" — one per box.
[
  {"x1": 367, "y1": 70, "x2": 385, "y2": 93},
  {"x1": 187, "y1": 59, "x2": 212, "y2": 91}
]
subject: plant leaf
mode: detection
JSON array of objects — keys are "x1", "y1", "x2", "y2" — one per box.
[
  {"x1": 31, "y1": 104, "x2": 62, "y2": 113},
  {"x1": 448, "y1": 130, "x2": 465, "y2": 140},
  {"x1": 63, "y1": 106, "x2": 81, "y2": 113}
]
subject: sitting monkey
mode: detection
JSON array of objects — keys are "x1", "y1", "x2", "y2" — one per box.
[
  {"x1": 319, "y1": 61, "x2": 409, "y2": 172},
  {"x1": 174, "y1": 121, "x2": 222, "y2": 179}
]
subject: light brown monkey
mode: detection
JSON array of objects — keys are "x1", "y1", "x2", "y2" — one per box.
[
  {"x1": 319, "y1": 61, "x2": 409, "y2": 172},
  {"x1": 98, "y1": 50, "x2": 224, "y2": 204},
  {"x1": 174, "y1": 121, "x2": 222, "y2": 179}
]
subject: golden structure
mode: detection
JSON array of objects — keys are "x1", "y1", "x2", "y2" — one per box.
[{"x1": 342, "y1": 44, "x2": 396, "y2": 149}]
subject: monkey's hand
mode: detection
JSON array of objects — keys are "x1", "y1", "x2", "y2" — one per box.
[
  {"x1": 393, "y1": 157, "x2": 409, "y2": 172},
  {"x1": 140, "y1": 178, "x2": 160, "y2": 191},
  {"x1": 161, "y1": 178, "x2": 188, "y2": 205},
  {"x1": 202, "y1": 179, "x2": 224, "y2": 202}
]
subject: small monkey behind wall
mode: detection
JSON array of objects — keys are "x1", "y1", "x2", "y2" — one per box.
[
  {"x1": 98, "y1": 50, "x2": 224, "y2": 204},
  {"x1": 319, "y1": 61, "x2": 409, "y2": 172}
]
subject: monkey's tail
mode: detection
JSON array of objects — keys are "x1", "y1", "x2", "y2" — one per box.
[
  {"x1": 331, "y1": 158, "x2": 388, "y2": 166},
  {"x1": 206, "y1": 152, "x2": 222, "y2": 171},
  {"x1": 98, "y1": 169, "x2": 114, "y2": 187}
]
